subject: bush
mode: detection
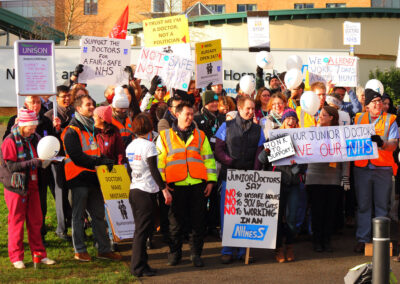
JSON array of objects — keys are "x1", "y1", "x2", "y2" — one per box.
[{"x1": 369, "y1": 66, "x2": 400, "y2": 106}]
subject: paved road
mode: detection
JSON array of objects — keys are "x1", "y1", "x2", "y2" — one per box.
[{"x1": 119, "y1": 225, "x2": 400, "y2": 284}]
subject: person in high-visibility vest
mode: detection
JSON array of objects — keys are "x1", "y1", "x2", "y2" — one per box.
[
  {"x1": 157, "y1": 101, "x2": 217, "y2": 268},
  {"x1": 353, "y1": 88, "x2": 399, "y2": 254},
  {"x1": 296, "y1": 81, "x2": 327, "y2": 128},
  {"x1": 111, "y1": 86, "x2": 134, "y2": 147},
  {"x1": 62, "y1": 94, "x2": 121, "y2": 262}
]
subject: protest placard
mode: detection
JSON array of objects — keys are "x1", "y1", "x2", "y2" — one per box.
[
  {"x1": 247, "y1": 11, "x2": 270, "y2": 52},
  {"x1": 78, "y1": 36, "x2": 131, "y2": 86},
  {"x1": 195, "y1": 39, "x2": 223, "y2": 88},
  {"x1": 307, "y1": 55, "x2": 358, "y2": 87},
  {"x1": 264, "y1": 135, "x2": 296, "y2": 162},
  {"x1": 153, "y1": 43, "x2": 191, "y2": 59},
  {"x1": 14, "y1": 40, "x2": 56, "y2": 96},
  {"x1": 135, "y1": 47, "x2": 194, "y2": 91},
  {"x1": 343, "y1": 21, "x2": 361, "y2": 46},
  {"x1": 268, "y1": 124, "x2": 379, "y2": 166},
  {"x1": 222, "y1": 170, "x2": 281, "y2": 249},
  {"x1": 97, "y1": 165, "x2": 134, "y2": 241},
  {"x1": 143, "y1": 15, "x2": 190, "y2": 47}
]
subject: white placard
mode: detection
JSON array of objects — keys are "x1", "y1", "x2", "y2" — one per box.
[
  {"x1": 222, "y1": 170, "x2": 281, "y2": 249},
  {"x1": 79, "y1": 36, "x2": 131, "y2": 86},
  {"x1": 14, "y1": 40, "x2": 56, "y2": 96},
  {"x1": 268, "y1": 124, "x2": 379, "y2": 166},
  {"x1": 307, "y1": 55, "x2": 358, "y2": 87},
  {"x1": 152, "y1": 43, "x2": 191, "y2": 59},
  {"x1": 105, "y1": 199, "x2": 135, "y2": 240},
  {"x1": 343, "y1": 21, "x2": 361, "y2": 46},
  {"x1": 264, "y1": 135, "x2": 296, "y2": 162},
  {"x1": 195, "y1": 61, "x2": 223, "y2": 88},
  {"x1": 247, "y1": 12, "x2": 270, "y2": 50},
  {"x1": 135, "y1": 47, "x2": 194, "y2": 91}
]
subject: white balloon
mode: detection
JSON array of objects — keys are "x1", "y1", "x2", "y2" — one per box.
[
  {"x1": 300, "y1": 91, "x2": 320, "y2": 116},
  {"x1": 284, "y1": 68, "x2": 303, "y2": 90},
  {"x1": 256, "y1": 51, "x2": 274, "y2": 70},
  {"x1": 37, "y1": 136, "x2": 60, "y2": 160},
  {"x1": 286, "y1": 55, "x2": 303, "y2": 70},
  {"x1": 239, "y1": 75, "x2": 256, "y2": 95},
  {"x1": 365, "y1": 79, "x2": 384, "y2": 95},
  {"x1": 114, "y1": 86, "x2": 125, "y2": 97}
]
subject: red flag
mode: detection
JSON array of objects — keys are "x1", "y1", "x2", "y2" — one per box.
[{"x1": 109, "y1": 6, "x2": 129, "y2": 39}]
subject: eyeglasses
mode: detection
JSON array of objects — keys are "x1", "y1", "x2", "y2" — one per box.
[{"x1": 370, "y1": 99, "x2": 382, "y2": 105}]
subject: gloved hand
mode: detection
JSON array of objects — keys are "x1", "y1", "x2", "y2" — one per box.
[
  {"x1": 124, "y1": 66, "x2": 134, "y2": 81},
  {"x1": 256, "y1": 66, "x2": 263, "y2": 78},
  {"x1": 97, "y1": 157, "x2": 115, "y2": 172},
  {"x1": 149, "y1": 75, "x2": 162, "y2": 95},
  {"x1": 206, "y1": 82, "x2": 213, "y2": 90},
  {"x1": 341, "y1": 176, "x2": 351, "y2": 191},
  {"x1": 265, "y1": 148, "x2": 271, "y2": 156},
  {"x1": 73, "y1": 64, "x2": 84, "y2": 77},
  {"x1": 371, "y1": 135, "x2": 384, "y2": 147}
]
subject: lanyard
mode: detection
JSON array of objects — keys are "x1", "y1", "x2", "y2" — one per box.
[
  {"x1": 270, "y1": 112, "x2": 282, "y2": 127},
  {"x1": 81, "y1": 123, "x2": 95, "y2": 144},
  {"x1": 261, "y1": 110, "x2": 268, "y2": 117},
  {"x1": 204, "y1": 114, "x2": 218, "y2": 135},
  {"x1": 368, "y1": 112, "x2": 382, "y2": 127},
  {"x1": 289, "y1": 98, "x2": 297, "y2": 109}
]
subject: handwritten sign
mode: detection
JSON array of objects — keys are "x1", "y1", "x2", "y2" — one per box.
[
  {"x1": 79, "y1": 36, "x2": 131, "y2": 86},
  {"x1": 143, "y1": 15, "x2": 190, "y2": 47},
  {"x1": 264, "y1": 135, "x2": 296, "y2": 162},
  {"x1": 343, "y1": 21, "x2": 361, "y2": 46},
  {"x1": 135, "y1": 47, "x2": 194, "y2": 91},
  {"x1": 268, "y1": 124, "x2": 379, "y2": 166},
  {"x1": 14, "y1": 40, "x2": 56, "y2": 96},
  {"x1": 97, "y1": 165, "x2": 135, "y2": 240},
  {"x1": 195, "y1": 39, "x2": 222, "y2": 88},
  {"x1": 247, "y1": 11, "x2": 270, "y2": 52},
  {"x1": 222, "y1": 170, "x2": 281, "y2": 249},
  {"x1": 307, "y1": 55, "x2": 358, "y2": 87}
]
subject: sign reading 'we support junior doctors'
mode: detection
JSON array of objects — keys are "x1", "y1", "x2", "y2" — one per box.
[{"x1": 268, "y1": 124, "x2": 378, "y2": 166}]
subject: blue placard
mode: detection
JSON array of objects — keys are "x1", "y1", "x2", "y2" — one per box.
[{"x1": 231, "y1": 224, "x2": 268, "y2": 241}]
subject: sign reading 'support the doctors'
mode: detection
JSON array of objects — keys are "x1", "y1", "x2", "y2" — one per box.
[{"x1": 222, "y1": 170, "x2": 281, "y2": 249}]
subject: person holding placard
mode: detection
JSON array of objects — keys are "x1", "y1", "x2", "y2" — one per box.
[
  {"x1": 306, "y1": 106, "x2": 350, "y2": 252},
  {"x1": 260, "y1": 92, "x2": 287, "y2": 139},
  {"x1": 215, "y1": 96, "x2": 265, "y2": 264},
  {"x1": 296, "y1": 82, "x2": 327, "y2": 128},
  {"x1": 254, "y1": 87, "x2": 271, "y2": 123},
  {"x1": 111, "y1": 86, "x2": 134, "y2": 148},
  {"x1": 329, "y1": 86, "x2": 361, "y2": 118},
  {"x1": 353, "y1": 89, "x2": 399, "y2": 254}
]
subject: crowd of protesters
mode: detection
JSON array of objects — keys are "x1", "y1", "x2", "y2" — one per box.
[{"x1": 2, "y1": 62, "x2": 400, "y2": 278}]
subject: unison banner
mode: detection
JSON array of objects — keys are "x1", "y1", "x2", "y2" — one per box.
[{"x1": 268, "y1": 124, "x2": 378, "y2": 166}]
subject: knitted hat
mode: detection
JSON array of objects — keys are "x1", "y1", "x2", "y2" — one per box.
[
  {"x1": 112, "y1": 86, "x2": 129, "y2": 108},
  {"x1": 94, "y1": 106, "x2": 112, "y2": 124},
  {"x1": 281, "y1": 108, "x2": 298, "y2": 122},
  {"x1": 18, "y1": 108, "x2": 38, "y2": 127},
  {"x1": 365, "y1": 88, "x2": 382, "y2": 106},
  {"x1": 202, "y1": 90, "x2": 219, "y2": 106}
]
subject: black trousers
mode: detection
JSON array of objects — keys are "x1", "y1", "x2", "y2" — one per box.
[
  {"x1": 309, "y1": 184, "x2": 341, "y2": 244},
  {"x1": 207, "y1": 182, "x2": 220, "y2": 229},
  {"x1": 129, "y1": 188, "x2": 157, "y2": 275},
  {"x1": 169, "y1": 183, "x2": 207, "y2": 256}
]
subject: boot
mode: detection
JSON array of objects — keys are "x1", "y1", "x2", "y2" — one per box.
[
  {"x1": 275, "y1": 247, "x2": 285, "y2": 263},
  {"x1": 286, "y1": 245, "x2": 295, "y2": 262}
]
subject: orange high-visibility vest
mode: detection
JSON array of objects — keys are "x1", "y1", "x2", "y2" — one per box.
[
  {"x1": 160, "y1": 128, "x2": 208, "y2": 183},
  {"x1": 111, "y1": 116, "x2": 134, "y2": 139},
  {"x1": 61, "y1": 126, "x2": 100, "y2": 181},
  {"x1": 354, "y1": 112, "x2": 398, "y2": 175}
]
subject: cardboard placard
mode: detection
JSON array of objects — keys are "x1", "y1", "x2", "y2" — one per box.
[
  {"x1": 307, "y1": 55, "x2": 358, "y2": 87},
  {"x1": 343, "y1": 21, "x2": 361, "y2": 46},
  {"x1": 247, "y1": 11, "x2": 270, "y2": 52},
  {"x1": 143, "y1": 15, "x2": 190, "y2": 47},
  {"x1": 264, "y1": 135, "x2": 296, "y2": 162},
  {"x1": 268, "y1": 124, "x2": 379, "y2": 166},
  {"x1": 195, "y1": 39, "x2": 223, "y2": 88},
  {"x1": 222, "y1": 170, "x2": 281, "y2": 249},
  {"x1": 14, "y1": 40, "x2": 56, "y2": 96},
  {"x1": 79, "y1": 36, "x2": 131, "y2": 86},
  {"x1": 97, "y1": 165, "x2": 135, "y2": 240}
]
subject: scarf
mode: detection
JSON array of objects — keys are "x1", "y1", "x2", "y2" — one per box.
[
  {"x1": 11, "y1": 124, "x2": 34, "y2": 162},
  {"x1": 74, "y1": 111, "x2": 95, "y2": 132},
  {"x1": 57, "y1": 105, "x2": 74, "y2": 123}
]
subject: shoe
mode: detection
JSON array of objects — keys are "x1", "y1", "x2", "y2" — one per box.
[
  {"x1": 74, "y1": 252, "x2": 92, "y2": 262},
  {"x1": 190, "y1": 255, "x2": 204, "y2": 267},
  {"x1": 354, "y1": 242, "x2": 365, "y2": 254},
  {"x1": 142, "y1": 269, "x2": 156, "y2": 277},
  {"x1": 145, "y1": 265, "x2": 157, "y2": 273},
  {"x1": 97, "y1": 252, "x2": 122, "y2": 261},
  {"x1": 275, "y1": 247, "x2": 285, "y2": 263},
  {"x1": 221, "y1": 254, "x2": 233, "y2": 264},
  {"x1": 323, "y1": 241, "x2": 333, "y2": 253},
  {"x1": 167, "y1": 252, "x2": 181, "y2": 266},
  {"x1": 41, "y1": 257, "x2": 56, "y2": 265},
  {"x1": 286, "y1": 245, "x2": 295, "y2": 262},
  {"x1": 56, "y1": 233, "x2": 72, "y2": 242},
  {"x1": 13, "y1": 261, "x2": 25, "y2": 269},
  {"x1": 313, "y1": 242, "x2": 323, "y2": 253}
]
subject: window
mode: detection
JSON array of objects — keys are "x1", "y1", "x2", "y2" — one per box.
[
  {"x1": 206, "y1": 4, "x2": 225, "y2": 14},
  {"x1": 326, "y1": 3, "x2": 346, "y2": 8},
  {"x1": 237, "y1": 4, "x2": 257, "y2": 12},
  {"x1": 294, "y1": 3, "x2": 314, "y2": 9},
  {"x1": 371, "y1": 0, "x2": 400, "y2": 8},
  {"x1": 84, "y1": 0, "x2": 98, "y2": 15},
  {"x1": 152, "y1": 0, "x2": 165, "y2": 12}
]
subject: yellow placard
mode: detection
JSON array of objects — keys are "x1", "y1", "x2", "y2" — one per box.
[
  {"x1": 96, "y1": 165, "x2": 131, "y2": 200},
  {"x1": 195, "y1": 39, "x2": 222, "y2": 65},
  {"x1": 143, "y1": 15, "x2": 190, "y2": 47}
]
